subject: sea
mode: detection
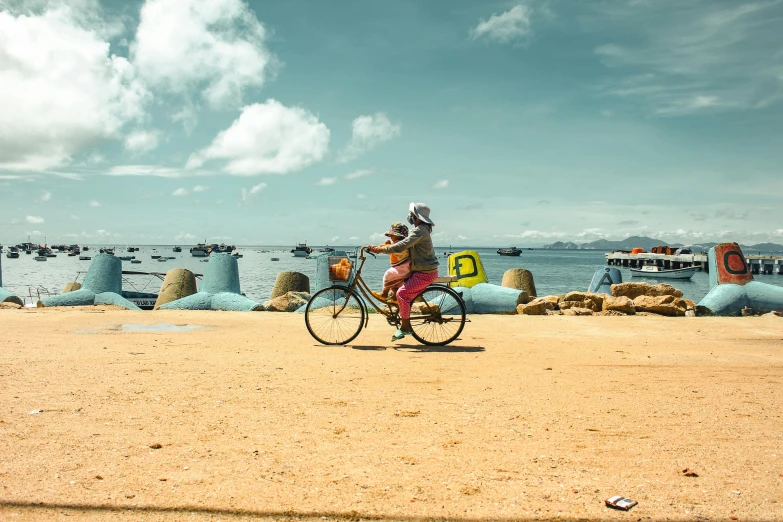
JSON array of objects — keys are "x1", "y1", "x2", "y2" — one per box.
[{"x1": 2, "y1": 246, "x2": 783, "y2": 306}]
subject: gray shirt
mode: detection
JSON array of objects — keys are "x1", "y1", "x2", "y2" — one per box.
[{"x1": 381, "y1": 225, "x2": 439, "y2": 273}]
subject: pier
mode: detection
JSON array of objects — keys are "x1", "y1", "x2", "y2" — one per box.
[{"x1": 605, "y1": 252, "x2": 783, "y2": 275}]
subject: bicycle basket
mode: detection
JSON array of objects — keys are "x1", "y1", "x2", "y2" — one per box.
[{"x1": 328, "y1": 256, "x2": 353, "y2": 282}]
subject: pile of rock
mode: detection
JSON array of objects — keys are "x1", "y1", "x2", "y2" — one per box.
[{"x1": 516, "y1": 282, "x2": 696, "y2": 317}]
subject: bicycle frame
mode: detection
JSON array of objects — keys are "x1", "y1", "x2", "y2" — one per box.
[{"x1": 335, "y1": 247, "x2": 397, "y2": 328}]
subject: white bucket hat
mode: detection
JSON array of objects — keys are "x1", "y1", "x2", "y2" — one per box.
[{"x1": 409, "y1": 202, "x2": 434, "y2": 226}]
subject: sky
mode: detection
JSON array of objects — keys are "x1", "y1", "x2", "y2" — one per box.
[{"x1": 1, "y1": 0, "x2": 782, "y2": 247}]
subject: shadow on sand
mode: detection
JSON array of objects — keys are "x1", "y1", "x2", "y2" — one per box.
[{"x1": 350, "y1": 343, "x2": 484, "y2": 353}]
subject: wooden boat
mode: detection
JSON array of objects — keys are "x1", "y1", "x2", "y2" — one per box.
[
  {"x1": 172, "y1": 246, "x2": 182, "y2": 253},
  {"x1": 497, "y1": 247, "x2": 522, "y2": 256},
  {"x1": 630, "y1": 265, "x2": 697, "y2": 280},
  {"x1": 79, "y1": 256, "x2": 91, "y2": 260},
  {"x1": 34, "y1": 256, "x2": 47, "y2": 261},
  {"x1": 131, "y1": 259, "x2": 142, "y2": 264}
]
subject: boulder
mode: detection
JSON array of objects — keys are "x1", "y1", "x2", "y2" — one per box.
[
  {"x1": 0, "y1": 301, "x2": 23, "y2": 309},
  {"x1": 264, "y1": 291, "x2": 310, "y2": 312},
  {"x1": 603, "y1": 295, "x2": 636, "y2": 314},
  {"x1": 633, "y1": 295, "x2": 686, "y2": 317},
  {"x1": 63, "y1": 282, "x2": 82, "y2": 294},
  {"x1": 562, "y1": 307, "x2": 594, "y2": 316},
  {"x1": 611, "y1": 282, "x2": 652, "y2": 300},
  {"x1": 648, "y1": 283, "x2": 684, "y2": 298},
  {"x1": 270, "y1": 272, "x2": 310, "y2": 300},
  {"x1": 563, "y1": 291, "x2": 604, "y2": 311},
  {"x1": 517, "y1": 300, "x2": 555, "y2": 315},
  {"x1": 501, "y1": 269, "x2": 537, "y2": 297},
  {"x1": 536, "y1": 296, "x2": 560, "y2": 306},
  {"x1": 154, "y1": 269, "x2": 198, "y2": 310}
]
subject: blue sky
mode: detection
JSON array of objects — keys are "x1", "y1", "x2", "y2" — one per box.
[{"x1": 1, "y1": 0, "x2": 782, "y2": 247}]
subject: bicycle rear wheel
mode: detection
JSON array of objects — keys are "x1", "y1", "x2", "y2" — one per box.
[
  {"x1": 305, "y1": 286, "x2": 365, "y2": 345},
  {"x1": 409, "y1": 285, "x2": 466, "y2": 346}
]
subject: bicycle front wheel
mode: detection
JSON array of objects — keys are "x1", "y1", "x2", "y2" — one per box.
[
  {"x1": 409, "y1": 285, "x2": 466, "y2": 346},
  {"x1": 305, "y1": 286, "x2": 365, "y2": 345}
]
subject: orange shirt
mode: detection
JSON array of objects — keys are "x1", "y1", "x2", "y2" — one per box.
[{"x1": 379, "y1": 240, "x2": 410, "y2": 266}]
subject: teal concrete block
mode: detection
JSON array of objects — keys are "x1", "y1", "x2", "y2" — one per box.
[
  {"x1": 452, "y1": 286, "x2": 475, "y2": 314},
  {"x1": 0, "y1": 287, "x2": 23, "y2": 306},
  {"x1": 82, "y1": 253, "x2": 123, "y2": 294},
  {"x1": 200, "y1": 254, "x2": 241, "y2": 294},
  {"x1": 211, "y1": 292, "x2": 264, "y2": 311},
  {"x1": 698, "y1": 281, "x2": 783, "y2": 316},
  {"x1": 94, "y1": 292, "x2": 142, "y2": 310},
  {"x1": 159, "y1": 293, "x2": 214, "y2": 310},
  {"x1": 452, "y1": 283, "x2": 521, "y2": 314},
  {"x1": 589, "y1": 267, "x2": 622, "y2": 294},
  {"x1": 41, "y1": 289, "x2": 96, "y2": 307}
]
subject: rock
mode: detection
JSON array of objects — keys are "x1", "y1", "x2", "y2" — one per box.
[
  {"x1": 517, "y1": 300, "x2": 555, "y2": 315},
  {"x1": 501, "y1": 269, "x2": 537, "y2": 297},
  {"x1": 633, "y1": 295, "x2": 686, "y2": 316},
  {"x1": 611, "y1": 282, "x2": 652, "y2": 300},
  {"x1": 562, "y1": 307, "x2": 594, "y2": 316},
  {"x1": 0, "y1": 301, "x2": 23, "y2": 309},
  {"x1": 536, "y1": 296, "x2": 560, "y2": 306},
  {"x1": 685, "y1": 310, "x2": 696, "y2": 317},
  {"x1": 154, "y1": 269, "x2": 198, "y2": 310},
  {"x1": 563, "y1": 291, "x2": 605, "y2": 311},
  {"x1": 270, "y1": 271, "x2": 310, "y2": 300},
  {"x1": 563, "y1": 291, "x2": 590, "y2": 302},
  {"x1": 695, "y1": 305, "x2": 714, "y2": 316},
  {"x1": 63, "y1": 282, "x2": 82, "y2": 294},
  {"x1": 263, "y1": 291, "x2": 310, "y2": 312},
  {"x1": 603, "y1": 295, "x2": 636, "y2": 314},
  {"x1": 648, "y1": 283, "x2": 684, "y2": 298},
  {"x1": 545, "y1": 309, "x2": 563, "y2": 316},
  {"x1": 684, "y1": 299, "x2": 695, "y2": 311}
]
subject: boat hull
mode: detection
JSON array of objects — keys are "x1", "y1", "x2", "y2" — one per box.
[{"x1": 630, "y1": 267, "x2": 697, "y2": 280}]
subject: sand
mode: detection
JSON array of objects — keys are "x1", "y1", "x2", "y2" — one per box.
[{"x1": 1, "y1": 307, "x2": 781, "y2": 521}]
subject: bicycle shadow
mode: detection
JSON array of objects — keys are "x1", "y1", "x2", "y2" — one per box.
[{"x1": 351, "y1": 343, "x2": 484, "y2": 353}]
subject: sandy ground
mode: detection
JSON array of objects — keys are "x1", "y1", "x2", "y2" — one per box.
[{"x1": 0, "y1": 307, "x2": 781, "y2": 522}]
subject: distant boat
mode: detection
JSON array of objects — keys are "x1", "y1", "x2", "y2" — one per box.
[
  {"x1": 151, "y1": 255, "x2": 161, "y2": 259},
  {"x1": 270, "y1": 257, "x2": 280, "y2": 261},
  {"x1": 5, "y1": 246, "x2": 20, "y2": 258},
  {"x1": 79, "y1": 256, "x2": 91, "y2": 261},
  {"x1": 119, "y1": 256, "x2": 134, "y2": 261},
  {"x1": 82, "y1": 246, "x2": 89, "y2": 251},
  {"x1": 291, "y1": 242, "x2": 312, "y2": 257},
  {"x1": 232, "y1": 252, "x2": 243, "y2": 258},
  {"x1": 190, "y1": 243, "x2": 210, "y2": 257},
  {"x1": 157, "y1": 257, "x2": 167, "y2": 262},
  {"x1": 131, "y1": 259, "x2": 142, "y2": 264},
  {"x1": 630, "y1": 265, "x2": 697, "y2": 280},
  {"x1": 34, "y1": 256, "x2": 47, "y2": 261},
  {"x1": 172, "y1": 246, "x2": 182, "y2": 253},
  {"x1": 497, "y1": 247, "x2": 522, "y2": 256},
  {"x1": 443, "y1": 245, "x2": 454, "y2": 257}
]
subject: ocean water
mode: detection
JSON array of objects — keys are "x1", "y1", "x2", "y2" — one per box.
[{"x1": 2, "y1": 246, "x2": 783, "y2": 306}]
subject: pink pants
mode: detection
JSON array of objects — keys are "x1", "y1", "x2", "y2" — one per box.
[
  {"x1": 383, "y1": 259, "x2": 411, "y2": 290},
  {"x1": 396, "y1": 271, "x2": 439, "y2": 319}
]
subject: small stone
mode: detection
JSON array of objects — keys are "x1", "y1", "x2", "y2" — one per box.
[{"x1": 149, "y1": 443, "x2": 162, "y2": 449}]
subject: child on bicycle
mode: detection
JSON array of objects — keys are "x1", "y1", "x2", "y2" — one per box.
[
  {"x1": 371, "y1": 223, "x2": 411, "y2": 302},
  {"x1": 369, "y1": 202, "x2": 439, "y2": 341}
]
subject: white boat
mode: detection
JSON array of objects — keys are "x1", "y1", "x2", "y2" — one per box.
[
  {"x1": 630, "y1": 265, "x2": 697, "y2": 280},
  {"x1": 291, "y1": 242, "x2": 312, "y2": 257}
]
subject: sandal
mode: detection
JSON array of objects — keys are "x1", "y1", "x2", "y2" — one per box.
[{"x1": 391, "y1": 329, "x2": 412, "y2": 341}]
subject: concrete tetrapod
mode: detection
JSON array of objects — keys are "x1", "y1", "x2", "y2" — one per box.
[
  {"x1": 270, "y1": 271, "x2": 310, "y2": 299},
  {"x1": 0, "y1": 256, "x2": 24, "y2": 306},
  {"x1": 154, "y1": 269, "x2": 197, "y2": 309},
  {"x1": 588, "y1": 267, "x2": 623, "y2": 295},
  {"x1": 159, "y1": 254, "x2": 263, "y2": 311},
  {"x1": 448, "y1": 252, "x2": 526, "y2": 314},
  {"x1": 501, "y1": 268, "x2": 537, "y2": 297},
  {"x1": 697, "y1": 242, "x2": 783, "y2": 316},
  {"x1": 39, "y1": 253, "x2": 140, "y2": 310}
]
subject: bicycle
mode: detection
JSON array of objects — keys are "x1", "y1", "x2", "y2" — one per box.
[{"x1": 304, "y1": 246, "x2": 467, "y2": 346}]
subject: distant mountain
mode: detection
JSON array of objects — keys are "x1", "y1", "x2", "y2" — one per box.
[
  {"x1": 542, "y1": 236, "x2": 783, "y2": 253},
  {"x1": 541, "y1": 241, "x2": 581, "y2": 250}
]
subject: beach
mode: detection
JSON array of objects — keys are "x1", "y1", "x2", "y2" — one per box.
[{"x1": 1, "y1": 308, "x2": 781, "y2": 521}]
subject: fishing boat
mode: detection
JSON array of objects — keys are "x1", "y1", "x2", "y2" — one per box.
[
  {"x1": 270, "y1": 257, "x2": 280, "y2": 261},
  {"x1": 79, "y1": 256, "x2": 91, "y2": 261},
  {"x1": 151, "y1": 255, "x2": 161, "y2": 259},
  {"x1": 34, "y1": 256, "x2": 47, "y2": 261},
  {"x1": 291, "y1": 242, "x2": 312, "y2": 257},
  {"x1": 190, "y1": 243, "x2": 210, "y2": 257},
  {"x1": 157, "y1": 257, "x2": 167, "y2": 262},
  {"x1": 119, "y1": 256, "x2": 134, "y2": 261},
  {"x1": 232, "y1": 252, "x2": 243, "y2": 258},
  {"x1": 131, "y1": 259, "x2": 142, "y2": 264},
  {"x1": 172, "y1": 246, "x2": 182, "y2": 253},
  {"x1": 443, "y1": 245, "x2": 454, "y2": 257},
  {"x1": 6, "y1": 246, "x2": 20, "y2": 258},
  {"x1": 497, "y1": 247, "x2": 522, "y2": 256},
  {"x1": 99, "y1": 248, "x2": 115, "y2": 255},
  {"x1": 630, "y1": 265, "x2": 697, "y2": 280}
]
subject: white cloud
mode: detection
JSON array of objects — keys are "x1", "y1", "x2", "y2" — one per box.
[
  {"x1": 338, "y1": 113, "x2": 400, "y2": 163},
  {"x1": 124, "y1": 130, "x2": 160, "y2": 153},
  {"x1": 356, "y1": 193, "x2": 367, "y2": 199},
  {"x1": 241, "y1": 182, "x2": 267, "y2": 202},
  {"x1": 186, "y1": 100, "x2": 330, "y2": 175},
  {"x1": 433, "y1": 179, "x2": 449, "y2": 189},
  {"x1": 593, "y1": 2, "x2": 783, "y2": 115},
  {"x1": 26, "y1": 215, "x2": 45, "y2": 224},
  {"x1": 316, "y1": 177, "x2": 337, "y2": 186},
  {"x1": 471, "y1": 5, "x2": 532, "y2": 44},
  {"x1": 345, "y1": 169, "x2": 373, "y2": 180},
  {"x1": 193, "y1": 185, "x2": 208, "y2": 192},
  {"x1": 131, "y1": 0, "x2": 276, "y2": 108},
  {"x1": 89, "y1": 200, "x2": 101, "y2": 207},
  {"x1": 41, "y1": 191, "x2": 52, "y2": 202},
  {"x1": 0, "y1": 4, "x2": 148, "y2": 170},
  {"x1": 172, "y1": 187, "x2": 188, "y2": 196},
  {"x1": 106, "y1": 165, "x2": 189, "y2": 178},
  {"x1": 175, "y1": 232, "x2": 197, "y2": 241}
]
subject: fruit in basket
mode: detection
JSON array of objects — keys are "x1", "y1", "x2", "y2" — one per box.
[{"x1": 329, "y1": 258, "x2": 351, "y2": 281}]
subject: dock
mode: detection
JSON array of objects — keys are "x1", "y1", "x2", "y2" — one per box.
[{"x1": 605, "y1": 252, "x2": 783, "y2": 275}]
